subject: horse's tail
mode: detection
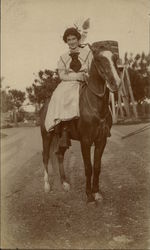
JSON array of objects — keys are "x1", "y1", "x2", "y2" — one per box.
[{"x1": 40, "y1": 97, "x2": 51, "y2": 132}]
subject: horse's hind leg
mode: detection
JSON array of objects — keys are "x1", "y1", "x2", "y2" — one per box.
[
  {"x1": 42, "y1": 132, "x2": 52, "y2": 193},
  {"x1": 57, "y1": 147, "x2": 70, "y2": 192}
]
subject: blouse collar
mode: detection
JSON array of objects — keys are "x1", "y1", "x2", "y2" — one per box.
[
  {"x1": 61, "y1": 46, "x2": 91, "y2": 65},
  {"x1": 69, "y1": 46, "x2": 80, "y2": 54}
]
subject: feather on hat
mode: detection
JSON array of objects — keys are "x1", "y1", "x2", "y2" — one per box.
[{"x1": 74, "y1": 18, "x2": 90, "y2": 44}]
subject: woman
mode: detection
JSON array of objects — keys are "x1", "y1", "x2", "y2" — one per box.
[{"x1": 45, "y1": 27, "x2": 93, "y2": 147}]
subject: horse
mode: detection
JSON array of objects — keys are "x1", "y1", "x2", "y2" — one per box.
[{"x1": 40, "y1": 47, "x2": 121, "y2": 203}]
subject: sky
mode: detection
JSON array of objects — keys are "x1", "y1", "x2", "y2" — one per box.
[{"x1": 1, "y1": 0, "x2": 150, "y2": 91}]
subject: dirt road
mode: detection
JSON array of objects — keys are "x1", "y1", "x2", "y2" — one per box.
[{"x1": 1, "y1": 124, "x2": 150, "y2": 249}]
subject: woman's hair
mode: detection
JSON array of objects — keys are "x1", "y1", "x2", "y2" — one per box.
[{"x1": 63, "y1": 27, "x2": 81, "y2": 43}]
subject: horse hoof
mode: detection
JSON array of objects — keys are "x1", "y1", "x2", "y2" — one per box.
[
  {"x1": 87, "y1": 194, "x2": 95, "y2": 203},
  {"x1": 62, "y1": 182, "x2": 70, "y2": 192},
  {"x1": 44, "y1": 182, "x2": 50, "y2": 193},
  {"x1": 93, "y1": 192, "x2": 103, "y2": 202}
]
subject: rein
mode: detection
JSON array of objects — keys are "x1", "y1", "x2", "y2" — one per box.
[
  {"x1": 87, "y1": 58, "x2": 107, "y2": 98},
  {"x1": 88, "y1": 83, "x2": 106, "y2": 98}
]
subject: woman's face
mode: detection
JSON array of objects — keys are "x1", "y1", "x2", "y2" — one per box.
[{"x1": 66, "y1": 35, "x2": 79, "y2": 50}]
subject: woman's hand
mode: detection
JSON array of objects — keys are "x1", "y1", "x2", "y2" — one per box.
[
  {"x1": 83, "y1": 72, "x2": 89, "y2": 82},
  {"x1": 77, "y1": 72, "x2": 84, "y2": 81},
  {"x1": 77, "y1": 72, "x2": 89, "y2": 82}
]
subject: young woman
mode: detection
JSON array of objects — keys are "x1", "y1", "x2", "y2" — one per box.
[{"x1": 45, "y1": 27, "x2": 93, "y2": 147}]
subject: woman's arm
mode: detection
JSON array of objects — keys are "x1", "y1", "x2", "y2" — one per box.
[{"x1": 58, "y1": 70, "x2": 84, "y2": 81}]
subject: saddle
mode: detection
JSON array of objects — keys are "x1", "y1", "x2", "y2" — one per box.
[{"x1": 54, "y1": 118, "x2": 80, "y2": 150}]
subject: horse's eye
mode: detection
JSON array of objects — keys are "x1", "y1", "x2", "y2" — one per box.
[{"x1": 112, "y1": 54, "x2": 118, "y2": 63}]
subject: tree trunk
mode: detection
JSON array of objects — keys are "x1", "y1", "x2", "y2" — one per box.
[
  {"x1": 13, "y1": 109, "x2": 18, "y2": 126},
  {"x1": 35, "y1": 103, "x2": 40, "y2": 126}
]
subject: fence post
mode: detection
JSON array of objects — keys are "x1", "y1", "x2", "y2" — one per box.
[
  {"x1": 117, "y1": 91, "x2": 124, "y2": 118},
  {"x1": 110, "y1": 92, "x2": 117, "y2": 123},
  {"x1": 125, "y1": 67, "x2": 138, "y2": 118},
  {"x1": 121, "y1": 68, "x2": 131, "y2": 118}
]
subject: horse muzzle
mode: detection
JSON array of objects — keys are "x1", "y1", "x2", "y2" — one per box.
[{"x1": 106, "y1": 78, "x2": 121, "y2": 93}]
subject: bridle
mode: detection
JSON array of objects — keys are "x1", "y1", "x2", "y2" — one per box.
[
  {"x1": 81, "y1": 43, "x2": 113, "y2": 98},
  {"x1": 86, "y1": 44, "x2": 121, "y2": 98},
  {"x1": 80, "y1": 43, "x2": 114, "y2": 126}
]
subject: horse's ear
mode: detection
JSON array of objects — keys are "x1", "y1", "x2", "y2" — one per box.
[{"x1": 89, "y1": 44, "x2": 98, "y2": 55}]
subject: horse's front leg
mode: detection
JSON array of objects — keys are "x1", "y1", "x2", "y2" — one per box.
[
  {"x1": 80, "y1": 140, "x2": 94, "y2": 202},
  {"x1": 92, "y1": 136, "x2": 107, "y2": 201}
]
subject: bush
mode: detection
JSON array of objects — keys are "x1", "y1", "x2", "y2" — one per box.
[
  {"x1": 24, "y1": 112, "x2": 37, "y2": 121},
  {"x1": 17, "y1": 111, "x2": 25, "y2": 122}
]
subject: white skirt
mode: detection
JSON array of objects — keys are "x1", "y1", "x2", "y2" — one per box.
[{"x1": 45, "y1": 81, "x2": 80, "y2": 131}]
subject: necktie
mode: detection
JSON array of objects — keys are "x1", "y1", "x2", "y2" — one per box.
[{"x1": 69, "y1": 52, "x2": 82, "y2": 72}]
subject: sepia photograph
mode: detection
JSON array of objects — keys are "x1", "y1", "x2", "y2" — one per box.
[{"x1": 1, "y1": 0, "x2": 150, "y2": 249}]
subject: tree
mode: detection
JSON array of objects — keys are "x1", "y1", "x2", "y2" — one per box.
[
  {"x1": 8, "y1": 89, "x2": 26, "y2": 110},
  {"x1": 0, "y1": 78, "x2": 13, "y2": 112},
  {"x1": 124, "y1": 52, "x2": 150, "y2": 103},
  {"x1": 26, "y1": 69, "x2": 60, "y2": 107},
  {"x1": 1, "y1": 89, "x2": 14, "y2": 112},
  {"x1": 128, "y1": 68, "x2": 147, "y2": 103}
]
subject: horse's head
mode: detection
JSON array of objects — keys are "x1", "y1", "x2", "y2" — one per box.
[{"x1": 92, "y1": 50, "x2": 121, "y2": 92}]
